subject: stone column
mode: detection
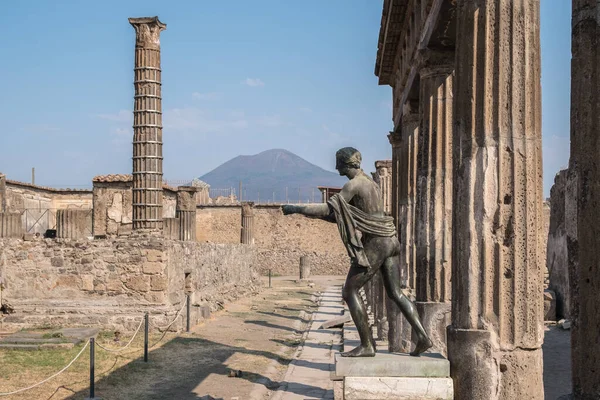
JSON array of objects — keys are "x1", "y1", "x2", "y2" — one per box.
[
  {"x1": 241, "y1": 202, "x2": 255, "y2": 244},
  {"x1": 414, "y1": 50, "x2": 454, "y2": 356},
  {"x1": 388, "y1": 131, "x2": 402, "y2": 228},
  {"x1": 56, "y1": 209, "x2": 92, "y2": 239},
  {"x1": 129, "y1": 17, "x2": 166, "y2": 231},
  {"x1": 571, "y1": 1, "x2": 600, "y2": 397},
  {"x1": 299, "y1": 256, "x2": 310, "y2": 280},
  {"x1": 0, "y1": 174, "x2": 6, "y2": 213},
  {"x1": 386, "y1": 101, "x2": 419, "y2": 353},
  {"x1": 176, "y1": 186, "x2": 197, "y2": 241},
  {"x1": 447, "y1": 1, "x2": 544, "y2": 399}
]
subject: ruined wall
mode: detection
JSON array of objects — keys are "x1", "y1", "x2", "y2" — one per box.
[
  {"x1": 196, "y1": 205, "x2": 349, "y2": 275},
  {"x1": 3, "y1": 180, "x2": 92, "y2": 235},
  {"x1": 547, "y1": 169, "x2": 578, "y2": 319},
  {"x1": 92, "y1": 175, "x2": 178, "y2": 237},
  {"x1": 0, "y1": 235, "x2": 259, "y2": 331},
  {"x1": 4, "y1": 181, "x2": 92, "y2": 212},
  {"x1": 93, "y1": 180, "x2": 133, "y2": 237},
  {"x1": 166, "y1": 242, "x2": 260, "y2": 324}
]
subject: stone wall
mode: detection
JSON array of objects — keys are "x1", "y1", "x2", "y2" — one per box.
[
  {"x1": 0, "y1": 235, "x2": 260, "y2": 331},
  {"x1": 196, "y1": 205, "x2": 350, "y2": 275}
]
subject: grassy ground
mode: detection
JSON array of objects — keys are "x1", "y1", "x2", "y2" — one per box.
[{"x1": 0, "y1": 277, "x2": 340, "y2": 400}]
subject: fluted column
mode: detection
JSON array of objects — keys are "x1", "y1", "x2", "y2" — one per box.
[
  {"x1": 388, "y1": 131, "x2": 402, "y2": 229},
  {"x1": 447, "y1": 1, "x2": 544, "y2": 399},
  {"x1": 176, "y1": 186, "x2": 197, "y2": 241},
  {"x1": 241, "y1": 202, "x2": 255, "y2": 244},
  {"x1": 386, "y1": 101, "x2": 419, "y2": 353},
  {"x1": 414, "y1": 51, "x2": 454, "y2": 356},
  {"x1": 129, "y1": 17, "x2": 166, "y2": 231},
  {"x1": 571, "y1": 1, "x2": 600, "y2": 398},
  {"x1": 56, "y1": 209, "x2": 91, "y2": 239}
]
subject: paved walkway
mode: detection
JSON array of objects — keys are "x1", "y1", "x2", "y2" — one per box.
[{"x1": 273, "y1": 285, "x2": 343, "y2": 400}]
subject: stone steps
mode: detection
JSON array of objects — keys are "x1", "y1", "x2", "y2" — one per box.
[{"x1": 0, "y1": 327, "x2": 100, "y2": 350}]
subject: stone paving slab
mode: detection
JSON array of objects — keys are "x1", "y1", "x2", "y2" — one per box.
[{"x1": 273, "y1": 285, "x2": 344, "y2": 400}]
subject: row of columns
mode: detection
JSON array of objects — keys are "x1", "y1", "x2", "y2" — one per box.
[{"x1": 388, "y1": 1, "x2": 545, "y2": 397}]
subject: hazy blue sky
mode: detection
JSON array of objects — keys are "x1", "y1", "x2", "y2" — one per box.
[{"x1": 0, "y1": 1, "x2": 570, "y2": 196}]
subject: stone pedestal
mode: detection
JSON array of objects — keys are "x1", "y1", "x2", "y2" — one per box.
[
  {"x1": 448, "y1": 1, "x2": 544, "y2": 398},
  {"x1": 571, "y1": 1, "x2": 600, "y2": 397},
  {"x1": 299, "y1": 256, "x2": 310, "y2": 280},
  {"x1": 414, "y1": 302, "x2": 451, "y2": 357},
  {"x1": 334, "y1": 352, "x2": 453, "y2": 399}
]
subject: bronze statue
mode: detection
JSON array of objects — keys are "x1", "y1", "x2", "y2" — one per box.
[{"x1": 282, "y1": 147, "x2": 432, "y2": 357}]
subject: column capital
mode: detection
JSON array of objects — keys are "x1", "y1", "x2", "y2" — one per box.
[
  {"x1": 129, "y1": 17, "x2": 167, "y2": 50},
  {"x1": 417, "y1": 49, "x2": 455, "y2": 78},
  {"x1": 388, "y1": 130, "x2": 402, "y2": 146}
]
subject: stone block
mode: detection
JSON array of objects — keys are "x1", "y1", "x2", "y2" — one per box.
[
  {"x1": 81, "y1": 275, "x2": 94, "y2": 291},
  {"x1": 150, "y1": 275, "x2": 168, "y2": 291},
  {"x1": 335, "y1": 352, "x2": 449, "y2": 378},
  {"x1": 56, "y1": 275, "x2": 81, "y2": 289},
  {"x1": 344, "y1": 377, "x2": 453, "y2": 400},
  {"x1": 106, "y1": 279, "x2": 123, "y2": 292},
  {"x1": 145, "y1": 249, "x2": 162, "y2": 262},
  {"x1": 124, "y1": 275, "x2": 150, "y2": 292},
  {"x1": 142, "y1": 261, "x2": 163, "y2": 274}
]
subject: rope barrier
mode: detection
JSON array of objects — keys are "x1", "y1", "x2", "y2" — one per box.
[
  {"x1": 0, "y1": 298, "x2": 191, "y2": 396},
  {"x1": 95, "y1": 316, "x2": 145, "y2": 353},
  {"x1": 0, "y1": 339, "x2": 90, "y2": 397}
]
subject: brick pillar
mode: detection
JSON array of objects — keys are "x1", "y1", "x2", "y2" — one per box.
[
  {"x1": 414, "y1": 51, "x2": 454, "y2": 356},
  {"x1": 129, "y1": 17, "x2": 166, "y2": 231},
  {"x1": 176, "y1": 186, "x2": 197, "y2": 241},
  {"x1": 571, "y1": 1, "x2": 600, "y2": 397},
  {"x1": 386, "y1": 101, "x2": 419, "y2": 353},
  {"x1": 241, "y1": 202, "x2": 255, "y2": 244},
  {"x1": 447, "y1": 1, "x2": 544, "y2": 399}
]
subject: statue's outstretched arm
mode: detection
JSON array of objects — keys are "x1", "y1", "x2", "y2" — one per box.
[{"x1": 282, "y1": 180, "x2": 357, "y2": 219}]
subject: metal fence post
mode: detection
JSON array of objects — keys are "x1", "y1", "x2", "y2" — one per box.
[
  {"x1": 89, "y1": 337, "x2": 95, "y2": 399},
  {"x1": 268, "y1": 269, "x2": 272, "y2": 288},
  {"x1": 144, "y1": 313, "x2": 149, "y2": 362}
]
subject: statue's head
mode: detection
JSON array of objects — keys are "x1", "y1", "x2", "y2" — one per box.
[{"x1": 335, "y1": 147, "x2": 362, "y2": 176}]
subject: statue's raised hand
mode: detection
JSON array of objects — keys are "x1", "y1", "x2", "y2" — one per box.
[{"x1": 282, "y1": 205, "x2": 297, "y2": 215}]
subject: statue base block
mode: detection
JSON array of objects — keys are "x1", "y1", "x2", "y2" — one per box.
[{"x1": 334, "y1": 352, "x2": 453, "y2": 399}]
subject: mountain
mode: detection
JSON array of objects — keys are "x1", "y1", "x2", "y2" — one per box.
[{"x1": 198, "y1": 149, "x2": 347, "y2": 203}]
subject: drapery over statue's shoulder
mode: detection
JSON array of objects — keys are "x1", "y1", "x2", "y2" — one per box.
[{"x1": 327, "y1": 193, "x2": 396, "y2": 269}]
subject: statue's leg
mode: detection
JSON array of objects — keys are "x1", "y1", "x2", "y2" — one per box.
[
  {"x1": 340, "y1": 265, "x2": 377, "y2": 357},
  {"x1": 380, "y1": 256, "x2": 433, "y2": 356}
]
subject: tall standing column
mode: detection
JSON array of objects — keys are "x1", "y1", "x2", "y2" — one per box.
[
  {"x1": 447, "y1": 1, "x2": 544, "y2": 399},
  {"x1": 129, "y1": 17, "x2": 166, "y2": 231},
  {"x1": 386, "y1": 101, "x2": 419, "y2": 353},
  {"x1": 571, "y1": 1, "x2": 600, "y2": 398},
  {"x1": 176, "y1": 186, "x2": 198, "y2": 241},
  {"x1": 241, "y1": 202, "x2": 255, "y2": 244},
  {"x1": 414, "y1": 51, "x2": 454, "y2": 356}
]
